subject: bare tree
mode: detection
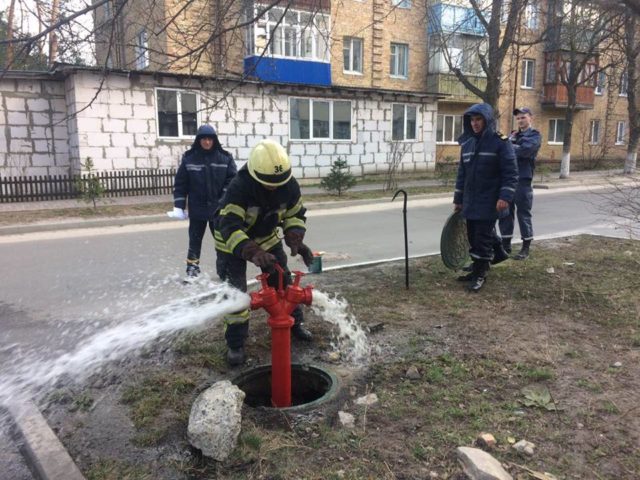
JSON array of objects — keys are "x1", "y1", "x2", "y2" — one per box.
[
  {"x1": 620, "y1": 10, "x2": 640, "y2": 174},
  {"x1": 547, "y1": 0, "x2": 621, "y2": 178},
  {"x1": 429, "y1": 0, "x2": 534, "y2": 114}
]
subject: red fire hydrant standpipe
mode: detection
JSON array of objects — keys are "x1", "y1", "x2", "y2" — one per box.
[{"x1": 249, "y1": 264, "x2": 313, "y2": 408}]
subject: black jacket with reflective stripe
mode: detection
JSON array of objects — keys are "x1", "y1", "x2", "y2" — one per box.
[{"x1": 215, "y1": 166, "x2": 306, "y2": 256}]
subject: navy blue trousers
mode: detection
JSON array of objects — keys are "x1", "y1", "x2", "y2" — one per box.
[{"x1": 499, "y1": 179, "x2": 534, "y2": 241}]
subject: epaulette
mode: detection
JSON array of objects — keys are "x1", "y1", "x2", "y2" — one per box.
[{"x1": 497, "y1": 132, "x2": 509, "y2": 141}]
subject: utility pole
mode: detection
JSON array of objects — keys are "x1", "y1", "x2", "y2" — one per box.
[
  {"x1": 5, "y1": 0, "x2": 16, "y2": 68},
  {"x1": 49, "y1": 0, "x2": 60, "y2": 65}
]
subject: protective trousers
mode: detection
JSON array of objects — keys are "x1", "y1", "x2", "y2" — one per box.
[
  {"x1": 187, "y1": 219, "x2": 215, "y2": 267},
  {"x1": 499, "y1": 179, "x2": 534, "y2": 241},
  {"x1": 217, "y1": 242, "x2": 303, "y2": 349},
  {"x1": 467, "y1": 219, "x2": 495, "y2": 264}
]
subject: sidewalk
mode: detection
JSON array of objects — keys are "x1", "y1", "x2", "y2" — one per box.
[{"x1": 0, "y1": 169, "x2": 632, "y2": 236}]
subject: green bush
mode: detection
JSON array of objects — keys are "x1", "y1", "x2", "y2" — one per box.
[{"x1": 320, "y1": 156, "x2": 356, "y2": 196}]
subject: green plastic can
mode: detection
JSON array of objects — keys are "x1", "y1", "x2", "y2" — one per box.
[{"x1": 308, "y1": 254, "x2": 323, "y2": 274}]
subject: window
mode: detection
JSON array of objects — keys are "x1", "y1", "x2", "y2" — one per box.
[
  {"x1": 436, "y1": 114, "x2": 463, "y2": 144},
  {"x1": 392, "y1": 104, "x2": 418, "y2": 141},
  {"x1": 390, "y1": 43, "x2": 409, "y2": 78},
  {"x1": 392, "y1": 0, "x2": 411, "y2": 8},
  {"x1": 616, "y1": 121, "x2": 626, "y2": 144},
  {"x1": 548, "y1": 118, "x2": 565, "y2": 144},
  {"x1": 620, "y1": 71, "x2": 628, "y2": 96},
  {"x1": 250, "y1": 7, "x2": 330, "y2": 62},
  {"x1": 521, "y1": 59, "x2": 534, "y2": 88},
  {"x1": 156, "y1": 89, "x2": 199, "y2": 138},
  {"x1": 595, "y1": 71, "x2": 606, "y2": 95},
  {"x1": 135, "y1": 30, "x2": 149, "y2": 70},
  {"x1": 289, "y1": 98, "x2": 351, "y2": 140},
  {"x1": 545, "y1": 61, "x2": 557, "y2": 84},
  {"x1": 589, "y1": 120, "x2": 600, "y2": 144},
  {"x1": 104, "y1": 0, "x2": 112, "y2": 20},
  {"x1": 525, "y1": 3, "x2": 538, "y2": 29},
  {"x1": 343, "y1": 37, "x2": 363, "y2": 73}
]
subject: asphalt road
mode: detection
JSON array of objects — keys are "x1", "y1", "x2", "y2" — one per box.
[{"x1": 0, "y1": 186, "x2": 628, "y2": 357}]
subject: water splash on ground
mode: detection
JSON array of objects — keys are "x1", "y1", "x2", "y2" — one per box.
[
  {"x1": 311, "y1": 290, "x2": 370, "y2": 364},
  {"x1": 0, "y1": 284, "x2": 249, "y2": 407}
]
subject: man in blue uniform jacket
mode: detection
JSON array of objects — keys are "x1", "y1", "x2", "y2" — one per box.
[
  {"x1": 453, "y1": 103, "x2": 518, "y2": 292},
  {"x1": 499, "y1": 107, "x2": 542, "y2": 260},
  {"x1": 171, "y1": 125, "x2": 237, "y2": 279}
]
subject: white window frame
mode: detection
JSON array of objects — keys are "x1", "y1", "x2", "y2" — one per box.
[
  {"x1": 589, "y1": 119, "x2": 600, "y2": 145},
  {"x1": 548, "y1": 118, "x2": 565, "y2": 144},
  {"x1": 616, "y1": 121, "x2": 626, "y2": 145},
  {"x1": 595, "y1": 71, "x2": 606, "y2": 95},
  {"x1": 525, "y1": 3, "x2": 538, "y2": 29},
  {"x1": 619, "y1": 71, "x2": 628, "y2": 97},
  {"x1": 521, "y1": 59, "x2": 535, "y2": 89},
  {"x1": 390, "y1": 42, "x2": 409, "y2": 79},
  {"x1": 436, "y1": 114, "x2": 463, "y2": 144},
  {"x1": 155, "y1": 88, "x2": 201, "y2": 139},
  {"x1": 343, "y1": 37, "x2": 363, "y2": 74},
  {"x1": 249, "y1": 7, "x2": 330, "y2": 63},
  {"x1": 288, "y1": 97, "x2": 352, "y2": 141},
  {"x1": 392, "y1": 0, "x2": 411, "y2": 9},
  {"x1": 135, "y1": 29, "x2": 149, "y2": 70},
  {"x1": 392, "y1": 104, "x2": 418, "y2": 142}
]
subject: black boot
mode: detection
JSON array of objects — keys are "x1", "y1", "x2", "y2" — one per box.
[
  {"x1": 513, "y1": 240, "x2": 531, "y2": 260},
  {"x1": 461, "y1": 263, "x2": 473, "y2": 272},
  {"x1": 292, "y1": 323, "x2": 313, "y2": 341},
  {"x1": 467, "y1": 261, "x2": 489, "y2": 292},
  {"x1": 226, "y1": 346, "x2": 246, "y2": 366},
  {"x1": 457, "y1": 270, "x2": 475, "y2": 281},
  {"x1": 491, "y1": 244, "x2": 510, "y2": 265},
  {"x1": 502, "y1": 238, "x2": 512, "y2": 254}
]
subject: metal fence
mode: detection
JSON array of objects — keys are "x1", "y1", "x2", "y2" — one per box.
[{"x1": 0, "y1": 168, "x2": 176, "y2": 203}]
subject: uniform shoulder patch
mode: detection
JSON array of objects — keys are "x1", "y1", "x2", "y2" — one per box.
[{"x1": 497, "y1": 132, "x2": 509, "y2": 141}]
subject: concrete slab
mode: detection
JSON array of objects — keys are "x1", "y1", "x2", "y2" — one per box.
[{"x1": 6, "y1": 401, "x2": 85, "y2": 480}]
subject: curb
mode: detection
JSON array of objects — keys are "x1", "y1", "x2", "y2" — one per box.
[{"x1": 6, "y1": 401, "x2": 85, "y2": 480}]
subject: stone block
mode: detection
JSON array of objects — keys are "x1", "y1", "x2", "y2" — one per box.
[
  {"x1": 292, "y1": 166, "x2": 304, "y2": 178},
  {"x1": 303, "y1": 166, "x2": 319, "y2": 178},
  {"x1": 16, "y1": 81, "x2": 41, "y2": 94},
  {"x1": 236, "y1": 123, "x2": 253, "y2": 136},
  {"x1": 29, "y1": 126, "x2": 52, "y2": 140},
  {"x1": 336, "y1": 143, "x2": 351, "y2": 155},
  {"x1": 132, "y1": 104, "x2": 156, "y2": 119},
  {"x1": 32, "y1": 153, "x2": 54, "y2": 166},
  {"x1": 254, "y1": 123, "x2": 271, "y2": 136},
  {"x1": 89, "y1": 156, "x2": 113, "y2": 171},
  {"x1": 321, "y1": 143, "x2": 336, "y2": 155},
  {"x1": 300, "y1": 155, "x2": 316, "y2": 168},
  {"x1": 364, "y1": 120, "x2": 377, "y2": 131},
  {"x1": 318, "y1": 166, "x2": 332, "y2": 177},
  {"x1": 32, "y1": 112, "x2": 53, "y2": 126},
  {"x1": 289, "y1": 143, "x2": 305, "y2": 156},
  {"x1": 111, "y1": 157, "x2": 136, "y2": 169},
  {"x1": 126, "y1": 119, "x2": 150, "y2": 134},
  {"x1": 8, "y1": 139, "x2": 32, "y2": 154},
  {"x1": 226, "y1": 136, "x2": 246, "y2": 148},
  {"x1": 357, "y1": 131, "x2": 371, "y2": 143},
  {"x1": 54, "y1": 140, "x2": 69, "y2": 154},
  {"x1": 43, "y1": 81, "x2": 65, "y2": 96},
  {"x1": 50, "y1": 98, "x2": 67, "y2": 113},
  {"x1": 89, "y1": 133, "x2": 112, "y2": 147},
  {"x1": 272, "y1": 123, "x2": 288, "y2": 136},
  {"x1": 352, "y1": 144, "x2": 365, "y2": 155},
  {"x1": 124, "y1": 90, "x2": 148, "y2": 105},
  {"x1": 305, "y1": 144, "x2": 320, "y2": 155},
  {"x1": 8, "y1": 112, "x2": 29, "y2": 125},
  {"x1": 34, "y1": 140, "x2": 52, "y2": 153},
  {"x1": 83, "y1": 102, "x2": 109, "y2": 119},
  {"x1": 105, "y1": 75, "x2": 132, "y2": 89},
  {"x1": 0, "y1": 139, "x2": 7, "y2": 154},
  {"x1": 346, "y1": 155, "x2": 360, "y2": 166},
  {"x1": 103, "y1": 119, "x2": 125, "y2": 133},
  {"x1": 10, "y1": 126, "x2": 28, "y2": 139},
  {"x1": 365, "y1": 142, "x2": 378, "y2": 154},
  {"x1": 374, "y1": 152, "x2": 388, "y2": 164},
  {"x1": 109, "y1": 103, "x2": 133, "y2": 119},
  {"x1": 235, "y1": 97, "x2": 253, "y2": 111},
  {"x1": 237, "y1": 147, "x2": 252, "y2": 160},
  {"x1": 6, "y1": 97, "x2": 26, "y2": 111},
  {"x1": 246, "y1": 110, "x2": 263, "y2": 123},
  {"x1": 74, "y1": 117, "x2": 102, "y2": 133},
  {"x1": 316, "y1": 155, "x2": 332, "y2": 166},
  {"x1": 53, "y1": 126, "x2": 67, "y2": 139},
  {"x1": 135, "y1": 133, "x2": 156, "y2": 147},
  {"x1": 217, "y1": 121, "x2": 236, "y2": 135},
  {"x1": 20, "y1": 166, "x2": 48, "y2": 176},
  {"x1": 27, "y1": 98, "x2": 50, "y2": 112},
  {"x1": 79, "y1": 147, "x2": 105, "y2": 162},
  {"x1": 371, "y1": 108, "x2": 384, "y2": 121}
]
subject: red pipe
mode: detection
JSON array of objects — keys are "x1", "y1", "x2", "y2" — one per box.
[{"x1": 249, "y1": 265, "x2": 313, "y2": 408}]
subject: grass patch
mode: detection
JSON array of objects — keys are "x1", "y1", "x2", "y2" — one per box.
[{"x1": 86, "y1": 459, "x2": 152, "y2": 480}]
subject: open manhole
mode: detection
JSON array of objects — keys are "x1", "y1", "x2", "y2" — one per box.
[{"x1": 233, "y1": 364, "x2": 338, "y2": 411}]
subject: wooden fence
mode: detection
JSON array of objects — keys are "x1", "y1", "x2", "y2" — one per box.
[{"x1": 0, "y1": 168, "x2": 177, "y2": 203}]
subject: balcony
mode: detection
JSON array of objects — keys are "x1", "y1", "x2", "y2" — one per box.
[
  {"x1": 427, "y1": 73, "x2": 486, "y2": 103},
  {"x1": 244, "y1": 57, "x2": 331, "y2": 86},
  {"x1": 541, "y1": 84, "x2": 595, "y2": 110},
  {"x1": 428, "y1": 3, "x2": 486, "y2": 37}
]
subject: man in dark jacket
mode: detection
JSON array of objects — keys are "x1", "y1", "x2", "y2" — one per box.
[
  {"x1": 499, "y1": 107, "x2": 542, "y2": 260},
  {"x1": 453, "y1": 103, "x2": 518, "y2": 292},
  {"x1": 214, "y1": 139, "x2": 314, "y2": 366},
  {"x1": 171, "y1": 124, "x2": 237, "y2": 279}
]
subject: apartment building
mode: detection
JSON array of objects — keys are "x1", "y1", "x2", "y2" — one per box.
[
  {"x1": 80, "y1": 0, "x2": 440, "y2": 178},
  {"x1": 429, "y1": 0, "x2": 630, "y2": 166}
]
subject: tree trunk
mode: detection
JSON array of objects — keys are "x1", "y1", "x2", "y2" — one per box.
[
  {"x1": 5, "y1": 0, "x2": 16, "y2": 68},
  {"x1": 623, "y1": 150, "x2": 637, "y2": 173},
  {"x1": 560, "y1": 105, "x2": 576, "y2": 179},
  {"x1": 49, "y1": 0, "x2": 60, "y2": 65}
]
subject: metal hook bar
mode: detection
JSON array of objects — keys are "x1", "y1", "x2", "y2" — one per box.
[{"x1": 392, "y1": 189, "x2": 409, "y2": 289}]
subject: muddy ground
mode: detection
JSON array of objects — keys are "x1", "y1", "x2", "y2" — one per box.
[{"x1": 43, "y1": 235, "x2": 640, "y2": 480}]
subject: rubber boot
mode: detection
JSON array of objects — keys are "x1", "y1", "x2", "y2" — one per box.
[
  {"x1": 467, "y1": 261, "x2": 489, "y2": 292},
  {"x1": 502, "y1": 238, "x2": 512, "y2": 254},
  {"x1": 292, "y1": 323, "x2": 313, "y2": 341},
  {"x1": 226, "y1": 346, "x2": 246, "y2": 366},
  {"x1": 513, "y1": 240, "x2": 531, "y2": 261}
]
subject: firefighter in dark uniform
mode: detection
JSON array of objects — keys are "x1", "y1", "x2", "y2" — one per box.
[
  {"x1": 214, "y1": 139, "x2": 314, "y2": 366},
  {"x1": 454, "y1": 103, "x2": 518, "y2": 292},
  {"x1": 499, "y1": 107, "x2": 542, "y2": 260},
  {"x1": 171, "y1": 124, "x2": 237, "y2": 279}
]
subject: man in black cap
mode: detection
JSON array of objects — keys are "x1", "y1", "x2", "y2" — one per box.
[{"x1": 499, "y1": 107, "x2": 541, "y2": 260}]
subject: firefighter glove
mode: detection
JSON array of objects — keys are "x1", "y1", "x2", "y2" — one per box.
[
  {"x1": 284, "y1": 229, "x2": 305, "y2": 256},
  {"x1": 167, "y1": 207, "x2": 188, "y2": 220},
  {"x1": 298, "y1": 243, "x2": 314, "y2": 268},
  {"x1": 241, "y1": 241, "x2": 276, "y2": 268}
]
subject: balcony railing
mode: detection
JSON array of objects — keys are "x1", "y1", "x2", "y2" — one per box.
[
  {"x1": 427, "y1": 73, "x2": 486, "y2": 102},
  {"x1": 541, "y1": 84, "x2": 595, "y2": 109}
]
